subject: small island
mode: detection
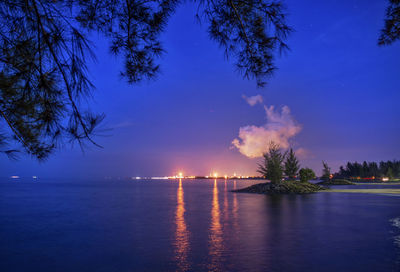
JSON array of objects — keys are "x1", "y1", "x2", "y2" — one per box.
[
  {"x1": 234, "y1": 180, "x2": 325, "y2": 194},
  {"x1": 234, "y1": 143, "x2": 327, "y2": 194}
]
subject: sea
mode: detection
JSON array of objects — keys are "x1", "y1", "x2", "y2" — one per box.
[{"x1": 0, "y1": 178, "x2": 399, "y2": 271}]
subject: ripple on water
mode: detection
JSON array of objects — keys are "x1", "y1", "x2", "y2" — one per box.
[{"x1": 390, "y1": 217, "x2": 400, "y2": 247}]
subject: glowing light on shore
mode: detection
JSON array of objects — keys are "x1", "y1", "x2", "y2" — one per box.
[
  {"x1": 151, "y1": 177, "x2": 169, "y2": 180},
  {"x1": 382, "y1": 177, "x2": 389, "y2": 182},
  {"x1": 128, "y1": 171, "x2": 258, "y2": 180}
]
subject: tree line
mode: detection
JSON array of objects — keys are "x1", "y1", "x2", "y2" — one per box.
[{"x1": 335, "y1": 160, "x2": 400, "y2": 179}]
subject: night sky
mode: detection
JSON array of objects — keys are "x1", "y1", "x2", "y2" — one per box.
[{"x1": 1, "y1": 0, "x2": 399, "y2": 178}]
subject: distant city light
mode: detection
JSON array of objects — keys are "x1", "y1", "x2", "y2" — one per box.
[
  {"x1": 151, "y1": 177, "x2": 169, "y2": 180},
  {"x1": 10, "y1": 176, "x2": 19, "y2": 179},
  {"x1": 127, "y1": 172, "x2": 256, "y2": 180},
  {"x1": 382, "y1": 177, "x2": 389, "y2": 182}
]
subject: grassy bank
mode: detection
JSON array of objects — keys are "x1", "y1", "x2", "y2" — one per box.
[
  {"x1": 323, "y1": 189, "x2": 400, "y2": 195},
  {"x1": 317, "y1": 179, "x2": 355, "y2": 186}
]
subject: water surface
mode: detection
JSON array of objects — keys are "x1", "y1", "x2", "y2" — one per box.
[{"x1": 1, "y1": 178, "x2": 399, "y2": 271}]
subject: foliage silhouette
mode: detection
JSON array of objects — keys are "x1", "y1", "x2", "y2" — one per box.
[
  {"x1": 257, "y1": 142, "x2": 286, "y2": 184},
  {"x1": 284, "y1": 148, "x2": 300, "y2": 179},
  {"x1": 336, "y1": 160, "x2": 400, "y2": 179},
  {"x1": 379, "y1": 0, "x2": 400, "y2": 45},
  {"x1": 321, "y1": 161, "x2": 331, "y2": 181},
  {"x1": 0, "y1": 0, "x2": 291, "y2": 159},
  {"x1": 299, "y1": 168, "x2": 315, "y2": 183}
]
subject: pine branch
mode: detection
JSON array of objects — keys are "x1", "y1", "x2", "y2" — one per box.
[{"x1": 31, "y1": 0, "x2": 102, "y2": 148}]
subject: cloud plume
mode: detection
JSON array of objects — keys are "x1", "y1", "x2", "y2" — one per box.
[
  {"x1": 232, "y1": 105, "x2": 302, "y2": 158},
  {"x1": 294, "y1": 147, "x2": 313, "y2": 159},
  {"x1": 242, "y1": 94, "x2": 263, "y2": 106}
]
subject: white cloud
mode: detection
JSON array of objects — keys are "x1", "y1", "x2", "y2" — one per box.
[
  {"x1": 232, "y1": 105, "x2": 302, "y2": 158},
  {"x1": 295, "y1": 148, "x2": 313, "y2": 159},
  {"x1": 242, "y1": 94, "x2": 263, "y2": 106}
]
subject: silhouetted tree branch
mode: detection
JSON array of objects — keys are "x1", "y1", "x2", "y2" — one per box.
[
  {"x1": 379, "y1": 0, "x2": 400, "y2": 45},
  {"x1": 0, "y1": 0, "x2": 291, "y2": 159}
]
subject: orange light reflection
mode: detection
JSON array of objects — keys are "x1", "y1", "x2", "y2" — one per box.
[
  {"x1": 174, "y1": 179, "x2": 190, "y2": 271},
  {"x1": 208, "y1": 179, "x2": 223, "y2": 271}
]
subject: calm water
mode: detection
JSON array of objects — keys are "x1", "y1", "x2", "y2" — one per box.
[{"x1": 1, "y1": 178, "x2": 400, "y2": 272}]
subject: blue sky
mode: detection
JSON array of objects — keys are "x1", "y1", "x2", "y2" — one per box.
[{"x1": 1, "y1": 0, "x2": 399, "y2": 178}]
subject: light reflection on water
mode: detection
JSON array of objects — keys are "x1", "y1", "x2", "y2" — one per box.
[
  {"x1": 173, "y1": 179, "x2": 241, "y2": 271},
  {"x1": 173, "y1": 179, "x2": 189, "y2": 271},
  {"x1": 223, "y1": 180, "x2": 229, "y2": 223},
  {"x1": 232, "y1": 180, "x2": 238, "y2": 230},
  {"x1": 208, "y1": 179, "x2": 224, "y2": 271}
]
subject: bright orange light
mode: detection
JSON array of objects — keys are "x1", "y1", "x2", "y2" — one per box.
[
  {"x1": 224, "y1": 175, "x2": 227, "y2": 179},
  {"x1": 213, "y1": 173, "x2": 218, "y2": 178}
]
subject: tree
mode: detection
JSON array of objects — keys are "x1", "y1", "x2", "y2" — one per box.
[
  {"x1": 0, "y1": 1, "x2": 291, "y2": 160},
  {"x1": 337, "y1": 166, "x2": 347, "y2": 178},
  {"x1": 387, "y1": 168, "x2": 394, "y2": 180},
  {"x1": 299, "y1": 168, "x2": 315, "y2": 183},
  {"x1": 379, "y1": 0, "x2": 400, "y2": 45},
  {"x1": 257, "y1": 142, "x2": 285, "y2": 184},
  {"x1": 284, "y1": 148, "x2": 299, "y2": 180},
  {"x1": 362, "y1": 161, "x2": 369, "y2": 178},
  {"x1": 321, "y1": 161, "x2": 331, "y2": 181}
]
